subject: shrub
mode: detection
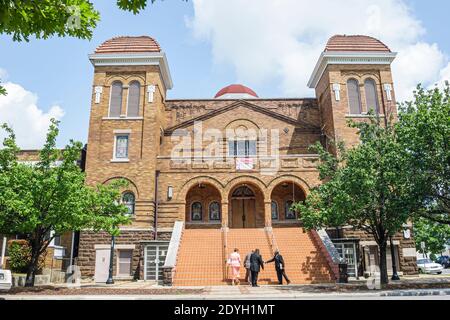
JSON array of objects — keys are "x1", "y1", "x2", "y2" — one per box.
[{"x1": 7, "y1": 240, "x2": 46, "y2": 274}]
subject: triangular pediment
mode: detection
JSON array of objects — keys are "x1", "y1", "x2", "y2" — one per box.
[{"x1": 164, "y1": 100, "x2": 320, "y2": 135}]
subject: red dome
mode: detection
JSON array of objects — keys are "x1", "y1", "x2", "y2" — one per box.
[{"x1": 214, "y1": 84, "x2": 259, "y2": 99}]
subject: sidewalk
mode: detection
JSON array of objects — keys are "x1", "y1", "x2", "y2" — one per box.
[{"x1": 1, "y1": 275, "x2": 450, "y2": 300}]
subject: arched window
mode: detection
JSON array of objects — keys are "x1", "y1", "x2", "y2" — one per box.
[
  {"x1": 127, "y1": 81, "x2": 141, "y2": 117},
  {"x1": 285, "y1": 200, "x2": 295, "y2": 220},
  {"x1": 347, "y1": 79, "x2": 362, "y2": 114},
  {"x1": 364, "y1": 78, "x2": 380, "y2": 114},
  {"x1": 209, "y1": 201, "x2": 221, "y2": 221},
  {"x1": 191, "y1": 202, "x2": 203, "y2": 221},
  {"x1": 271, "y1": 201, "x2": 279, "y2": 220},
  {"x1": 109, "y1": 81, "x2": 123, "y2": 117},
  {"x1": 122, "y1": 192, "x2": 135, "y2": 216}
]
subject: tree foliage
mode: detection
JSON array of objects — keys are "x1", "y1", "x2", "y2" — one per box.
[
  {"x1": 414, "y1": 217, "x2": 450, "y2": 256},
  {"x1": 294, "y1": 115, "x2": 417, "y2": 285},
  {"x1": 0, "y1": 119, "x2": 131, "y2": 286},
  {"x1": 397, "y1": 85, "x2": 450, "y2": 225},
  {"x1": 0, "y1": 0, "x2": 188, "y2": 42}
]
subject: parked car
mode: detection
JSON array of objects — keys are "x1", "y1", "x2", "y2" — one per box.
[
  {"x1": 417, "y1": 258, "x2": 444, "y2": 274},
  {"x1": 436, "y1": 256, "x2": 450, "y2": 268}
]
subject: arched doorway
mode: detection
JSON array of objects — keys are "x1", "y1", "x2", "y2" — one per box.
[
  {"x1": 185, "y1": 183, "x2": 222, "y2": 226},
  {"x1": 270, "y1": 182, "x2": 305, "y2": 223},
  {"x1": 229, "y1": 184, "x2": 264, "y2": 228}
]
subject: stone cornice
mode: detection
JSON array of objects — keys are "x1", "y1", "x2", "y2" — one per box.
[
  {"x1": 307, "y1": 51, "x2": 397, "y2": 89},
  {"x1": 88, "y1": 52, "x2": 173, "y2": 90}
]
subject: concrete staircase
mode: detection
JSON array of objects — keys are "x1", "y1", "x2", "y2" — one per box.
[
  {"x1": 273, "y1": 227, "x2": 335, "y2": 284},
  {"x1": 173, "y1": 229, "x2": 226, "y2": 286},
  {"x1": 172, "y1": 227, "x2": 335, "y2": 286},
  {"x1": 227, "y1": 228, "x2": 279, "y2": 285}
]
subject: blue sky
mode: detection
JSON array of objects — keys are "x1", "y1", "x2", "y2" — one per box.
[{"x1": 0, "y1": 0, "x2": 449, "y2": 148}]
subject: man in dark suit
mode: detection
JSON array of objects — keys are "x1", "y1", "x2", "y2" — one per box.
[
  {"x1": 250, "y1": 248, "x2": 264, "y2": 287},
  {"x1": 265, "y1": 250, "x2": 291, "y2": 285}
]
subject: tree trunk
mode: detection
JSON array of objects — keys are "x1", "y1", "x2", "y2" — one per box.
[
  {"x1": 25, "y1": 246, "x2": 41, "y2": 287},
  {"x1": 379, "y1": 242, "x2": 389, "y2": 285}
]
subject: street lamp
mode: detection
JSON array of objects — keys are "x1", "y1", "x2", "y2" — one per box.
[
  {"x1": 106, "y1": 235, "x2": 115, "y2": 284},
  {"x1": 390, "y1": 236, "x2": 400, "y2": 281}
]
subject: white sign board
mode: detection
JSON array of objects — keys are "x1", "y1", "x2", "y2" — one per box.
[
  {"x1": 236, "y1": 158, "x2": 254, "y2": 170},
  {"x1": 0, "y1": 269, "x2": 12, "y2": 291}
]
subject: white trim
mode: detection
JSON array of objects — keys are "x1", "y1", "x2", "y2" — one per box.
[
  {"x1": 113, "y1": 129, "x2": 132, "y2": 134},
  {"x1": 360, "y1": 240, "x2": 400, "y2": 246},
  {"x1": 163, "y1": 221, "x2": 184, "y2": 268},
  {"x1": 89, "y1": 52, "x2": 173, "y2": 90},
  {"x1": 94, "y1": 86, "x2": 103, "y2": 104},
  {"x1": 103, "y1": 117, "x2": 143, "y2": 120},
  {"x1": 384, "y1": 83, "x2": 393, "y2": 101},
  {"x1": 147, "y1": 85, "x2": 156, "y2": 103},
  {"x1": 332, "y1": 83, "x2": 341, "y2": 101},
  {"x1": 94, "y1": 244, "x2": 136, "y2": 250},
  {"x1": 307, "y1": 51, "x2": 397, "y2": 89}
]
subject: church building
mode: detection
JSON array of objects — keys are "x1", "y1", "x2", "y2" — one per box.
[{"x1": 77, "y1": 35, "x2": 418, "y2": 285}]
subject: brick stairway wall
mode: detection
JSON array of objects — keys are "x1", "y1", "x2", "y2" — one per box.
[
  {"x1": 173, "y1": 229, "x2": 226, "y2": 286},
  {"x1": 273, "y1": 228, "x2": 335, "y2": 284}
]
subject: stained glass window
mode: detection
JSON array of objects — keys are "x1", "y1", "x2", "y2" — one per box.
[
  {"x1": 191, "y1": 202, "x2": 202, "y2": 221},
  {"x1": 115, "y1": 135, "x2": 129, "y2": 159},
  {"x1": 209, "y1": 201, "x2": 221, "y2": 221}
]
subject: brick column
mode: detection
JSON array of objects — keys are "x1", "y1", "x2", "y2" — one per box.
[
  {"x1": 264, "y1": 201, "x2": 272, "y2": 228},
  {"x1": 221, "y1": 202, "x2": 229, "y2": 228}
]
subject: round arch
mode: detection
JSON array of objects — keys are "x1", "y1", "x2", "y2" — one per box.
[
  {"x1": 224, "y1": 175, "x2": 268, "y2": 200},
  {"x1": 178, "y1": 176, "x2": 225, "y2": 203},
  {"x1": 102, "y1": 176, "x2": 140, "y2": 199},
  {"x1": 267, "y1": 175, "x2": 310, "y2": 196}
]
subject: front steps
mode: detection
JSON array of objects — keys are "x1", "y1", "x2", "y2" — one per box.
[
  {"x1": 173, "y1": 229, "x2": 225, "y2": 286},
  {"x1": 172, "y1": 227, "x2": 335, "y2": 286}
]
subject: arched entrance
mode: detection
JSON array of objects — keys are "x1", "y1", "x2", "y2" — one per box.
[
  {"x1": 185, "y1": 183, "x2": 222, "y2": 225},
  {"x1": 229, "y1": 184, "x2": 264, "y2": 228},
  {"x1": 270, "y1": 182, "x2": 305, "y2": 223}
]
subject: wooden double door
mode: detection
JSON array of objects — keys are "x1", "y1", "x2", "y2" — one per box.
[{"x1": 231, "y1": 198, "x2": 256, "y2": 228}]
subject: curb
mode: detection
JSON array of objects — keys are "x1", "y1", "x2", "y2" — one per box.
[{"x1": 380, "y1": 289, "x2": 450, "y2": 297}]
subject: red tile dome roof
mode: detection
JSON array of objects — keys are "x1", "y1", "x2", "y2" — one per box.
[
  {"x1": 325, "y1": 35, "x2": 391, "y2": 52},
  {"x1": 94, "y1": 36, "x2": 161, "y2": 54},
  {"x1": 214, "y1": 84, "x2": 259, "y2": 99}
]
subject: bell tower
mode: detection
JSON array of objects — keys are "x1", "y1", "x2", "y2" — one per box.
[
  {"x1": 308, "y1": 35, "x2": 398, "y2": 153},
  {"x1": 85, "y1": 36, "x2": 173, "y2": 232}
]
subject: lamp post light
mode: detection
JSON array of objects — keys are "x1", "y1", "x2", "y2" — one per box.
[
  {"x1": 106, "y1": 235, "x2": 115, "y2": 284},
  {"x1": 390, "y1": 236, "x2": 400, "y2": 281}
]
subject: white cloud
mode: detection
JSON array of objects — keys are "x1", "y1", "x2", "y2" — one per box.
[
  {"x1": 0, "y1": 68, "x2": 8, "y2": 81},
  {"x1": 188, "y1": 0, "x2": 449, "y2": 101},
  {"x1": 0, "y1": 81, "x2": 65, "y2": 149},
  {"x1": 436, "y1": 62, "x2": 450, "y2": 89}
]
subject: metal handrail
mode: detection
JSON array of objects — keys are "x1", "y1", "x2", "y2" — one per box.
[
  {"x1": 265, "y1": 228, "x2": 278, "y2": 256},
  {"x1": 222, "y1": 225, "x2": 229, "y2": 281}
]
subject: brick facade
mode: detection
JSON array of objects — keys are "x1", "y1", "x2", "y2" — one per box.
[{"x1": 77, "y1": 35, "x2": 418, "y2": 282}]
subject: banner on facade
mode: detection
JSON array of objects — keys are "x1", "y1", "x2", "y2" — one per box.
[{"x1": 236, "y1": 158, "x2": 254, "y2": 170}]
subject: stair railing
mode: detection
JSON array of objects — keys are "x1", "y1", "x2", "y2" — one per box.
[
  {"x1": 265, "y1": 227, "x2": 279, "y2": 256},
  {"x1": 222, "y1": 225, "x2": 229, "y2": 282}
]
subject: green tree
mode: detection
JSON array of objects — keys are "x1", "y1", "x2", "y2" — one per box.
[
  {"x1": 293, "y1": 115, "x2": 417, "y2": 285},
  {"x1": 397, "y1": 85, "x2": 450, "y2": 225},
  {"x1": 0, "y1": 119, "x2": 131, "y2": 286},
  {"x1": 414, "y1": 217, "x2": 450, "y2": 256},
  {"x1": 0, "y1": 0, "x2": 187, "y2": 42},
  {"x1": 0, "y1": 0, "x2": 187, "y2": 93}
]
